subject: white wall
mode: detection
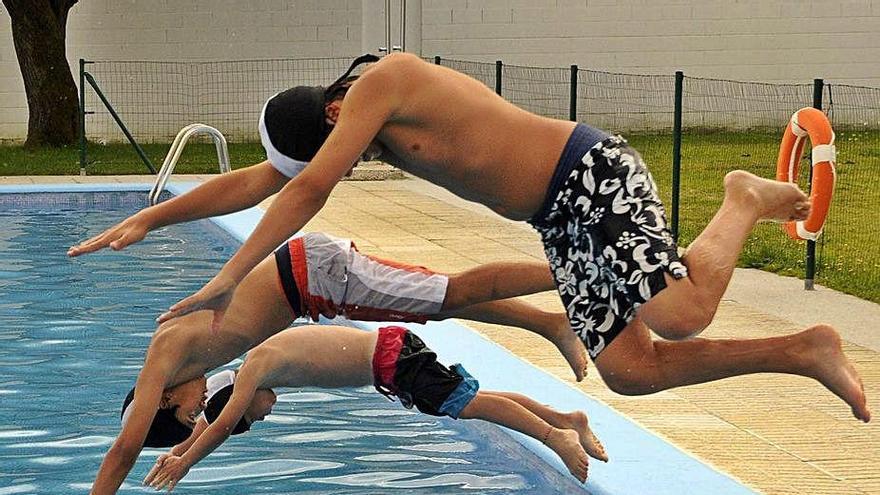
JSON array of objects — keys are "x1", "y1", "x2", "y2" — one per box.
[
  {"x1": 0, "y1": 0, "x2": 362, "y2": 140},
  {"x1": 2, "y1": 0, "x2": 879, "y2": 140},
  {"x1": 422, "y1": 0, "x2": 880, "y2": 84}
]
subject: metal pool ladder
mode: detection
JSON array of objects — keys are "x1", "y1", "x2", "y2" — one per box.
[{"x1": 148, "y1": 123, "x2": 231, "y2": 205}]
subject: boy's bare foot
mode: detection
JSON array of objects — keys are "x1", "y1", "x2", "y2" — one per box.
[
  {"x1": 797, "y1": 324, "x2": 871, "y2": 422},
  {"x1": 544, "y1": 428, "x2": 590, "y2": 483},
  {"x1": 551, "y1": 316, "x2": 589, "y2": 381},
  {"x1": 561, "y1": 411, "x2": 608, "y2": 462},
  {"x1": 723, "y1": 170, "x2": 810, "y2": 222}
]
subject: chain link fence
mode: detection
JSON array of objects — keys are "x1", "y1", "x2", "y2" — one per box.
[
  {"x1": 79, "y1": 57, "x2": 880, "y2": 302},
  {"x1": 83, "y1": 58, "x2": 354, "y2": 143}
]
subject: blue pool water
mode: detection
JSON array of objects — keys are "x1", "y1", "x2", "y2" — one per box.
[{"x1": 0, "y1": 192, "x2": 581, "y2": 494}]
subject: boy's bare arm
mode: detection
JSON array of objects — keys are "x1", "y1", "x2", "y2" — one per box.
[
  {"x1": 144, "y1": 360, "x2": 270, "y2": 490},
  {"x1": 170, "y1": 417, "x2": 208, "y2": 456},
  {"x1": 89, "y1": 369, "x2": 168, "y2": 494},
  {"x1": 69, "y1": 162, "x2": 287, "y2": 257},
  {"x1": 158, "y1": 66, "x2": 400, "y2": 326},
  {"x1": 217, "y1": 66, "x2": 397, "y2": 286},
  {"x1": 143, "y1": 417, "x2": 208, "y2": 487}
]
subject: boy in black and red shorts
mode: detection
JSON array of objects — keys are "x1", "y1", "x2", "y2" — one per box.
[{"x1": 137, "y1": 325, "x2": 609, "y2": 489}]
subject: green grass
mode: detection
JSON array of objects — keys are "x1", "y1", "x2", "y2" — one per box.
[
  {"x1": 0, "y1": 141, "x2": 266, "y2": 175},
  {"x1": 628, "y1": 129, "x2": 880, "y2": 304},
  {"x1": 2, "y1": 131, "x2": 879, "y2": 303}
]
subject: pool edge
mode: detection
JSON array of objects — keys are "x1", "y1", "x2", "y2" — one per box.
[{"x1": 1, "y1": 181, "x2": 758, "y2": 495}]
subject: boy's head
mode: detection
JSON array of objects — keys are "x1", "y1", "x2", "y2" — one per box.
[
  {"x1": 259, "y1": 54, "x2": 378, "y2": 173},
  {"x1": 121, "y1": 376, "x2": 208, "y2": 448},
  {"x1": 203, "y1": 384, "x2": 277, "y2": 435}
]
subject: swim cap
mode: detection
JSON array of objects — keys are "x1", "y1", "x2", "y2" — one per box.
[
  {"x1": 259, "y1": 54, "x2": 380, "y2": 177},
  {"x1": 121, "y1": 388, "x2": 193, "y2": 448},
  {"x1": 203, "y1": 384, "x2": 251, "y2": 435}
]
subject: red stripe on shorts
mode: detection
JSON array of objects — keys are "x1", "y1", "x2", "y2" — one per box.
[
  {"x1": 288, "y1": 237, "x2": 312, "y2": 319},
  {"x1": 372, "y1": 325, "x2": 408, "y2": 392}
]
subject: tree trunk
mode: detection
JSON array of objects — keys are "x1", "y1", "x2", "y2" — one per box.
[{"x1": 3, "y1": 0, "x2": 79, "y2": 147}]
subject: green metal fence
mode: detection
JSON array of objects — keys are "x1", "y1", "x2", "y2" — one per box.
[
  {"x1": 818, "y1": 84, "x2": 880, "y2": 302},
  {"x1": 78, "y1": 57, "x2": 880, "y2": 302},
  {"x1": 79, "y1": 57, "x2": 355, "y2": 173},
  {"x1": 434, "y1": 57, "x2": 879, "y2": 302}
]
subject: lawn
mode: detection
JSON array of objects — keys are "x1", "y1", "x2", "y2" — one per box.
[
  {"x1": 2, "y1": 131, "x2": 878, "y2": 303},
  {"x1": 0, "y1": 141, "x2": 266, "y2": 176}
]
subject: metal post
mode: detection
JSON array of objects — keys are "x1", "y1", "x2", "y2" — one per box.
[
  {"x1": 79, "y1": 59, "x2": 88, "y2": 175},
  {"x1": 385, "y1": 0, "x2": 392, "y2": 54},
  {"x1": 84, "y1": 72, "x2": 157, "y2": 174},
  {"x1": 495, "y1": 60, "x2": 503, "y2": 96},
  {"x1": 434, "y1": 55, "x2": 441, "y2": 65},
  {"x1": 399, "y1": 0, "x2": 406, "y2": 52},
  {"x1": 671, "y1": 71, "x2": 684, "y2": 241},
  {"x1": 805, "y1": 78, "x2": 824, "y2": 290},
  {"x1": 569, "y1": 65, "x2": 578, "y2": 122}
]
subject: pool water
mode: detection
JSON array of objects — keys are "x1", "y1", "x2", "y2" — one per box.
[{"x1": 0, "y1": 192, "x2": 580, "y2": 494}]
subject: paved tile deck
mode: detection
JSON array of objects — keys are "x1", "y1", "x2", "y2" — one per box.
[
  {"x1": 290, "y1": 180, "x2": 879, "y2": 495},
  {"x1": 7, "y1": 175, "x2": 878, "y2": 494}
]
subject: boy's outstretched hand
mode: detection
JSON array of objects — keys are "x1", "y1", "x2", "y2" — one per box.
[
  {"x1": 68, "y1": 214, "x2": 152, "y2": 257},
  {"x1": 144, "y1": 454, "x2": 191, "y2": 492}
]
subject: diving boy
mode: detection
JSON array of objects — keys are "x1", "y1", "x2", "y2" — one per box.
[
  {"x1": 155, "y1": 53, "x2": 868, "y2": 424},
  {"x1": 89, "y1": 235, "x2": 586, "y2": 494},
  {"x1": 139, "y1": 324, "x2": 608, "y2": 490}
]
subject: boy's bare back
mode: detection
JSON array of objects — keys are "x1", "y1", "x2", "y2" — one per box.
[{"x1": 244, "y1": 325, "x2": 378, "y2": 389}]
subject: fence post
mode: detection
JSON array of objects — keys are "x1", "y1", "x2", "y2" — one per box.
[
  {"x1": 804, "y1": 78, "x2": 824, "y2": 290},
  {"x1": 83, "y1": 72, "x2": 157, "y2": 174},
  {"x1": 671, "y1": 70, "x2": 684, "y2": 241},
  {"x1": 495, "y1": 60, "x2": 503, "y2": 96},
  {"x1": 569, "y1": 65, "x2": 578, "y2": 121},
  {"x1": 79, "y1": 59, "x2": 88, "y2": 176},
  {"x1": 434, "y1": 55, "x2": 441, "y2": 65}
]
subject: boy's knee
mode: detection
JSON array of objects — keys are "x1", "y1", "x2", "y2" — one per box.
[
  {"x1": 442, "y1": 272, "x2": 495, "y2": 311},
  {"x1": 601, "y1": 370, "x2": 657, "y2": 396},
  {"x1": 647, "y1": 300, "x2": 714, "y2": 341},
  {"x1": 596, "y1": 349, "x2": 664, "y2": 396}
]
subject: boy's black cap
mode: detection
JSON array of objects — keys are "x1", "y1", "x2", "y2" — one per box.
[
  {"x1": 203, "y1": 384, "x2": 251, "y2": 435},
  {"x1": 121, "y1": 387, "x2": 193, "y2": 448}
]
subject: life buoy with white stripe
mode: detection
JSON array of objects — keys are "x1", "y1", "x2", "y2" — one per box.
[{"x1": 775, "y1": 107, "x2": 837, "y2": 241}]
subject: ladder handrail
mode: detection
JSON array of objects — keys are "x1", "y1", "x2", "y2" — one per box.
[{"x1": 149, "y1": 123, "x2": 231, "y2": 205}]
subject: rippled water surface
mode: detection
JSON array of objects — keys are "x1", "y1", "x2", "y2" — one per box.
[{"x1": 0, "y1": 192, "x2": 579, "y2": 494}]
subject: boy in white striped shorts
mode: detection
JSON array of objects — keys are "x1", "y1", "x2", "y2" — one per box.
[{"x1": 276, "y1": 232, "x2": 587, "y2": 381}]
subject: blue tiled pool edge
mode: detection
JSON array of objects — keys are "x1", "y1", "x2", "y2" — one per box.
[{"x1": 0, "y1": 182, "x2": 758, "y2": 495}]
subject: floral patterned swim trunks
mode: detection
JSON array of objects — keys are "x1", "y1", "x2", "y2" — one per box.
[{"x1": 530, "y1": 125, "x2": 688, "y2": 359}]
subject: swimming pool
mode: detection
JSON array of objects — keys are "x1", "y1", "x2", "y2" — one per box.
[
  {"x1": 0, "y1": 190, "x2": 583, "y2": 494},
  {"x1": 0, "y1": 183, "x2": 759, "y2": 495}
]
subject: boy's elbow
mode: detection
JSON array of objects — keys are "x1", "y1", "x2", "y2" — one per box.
[
  {"x1": 283, "y1": 176, "x2": 331, "y2": 209},
  {"x1": 107, "y1": 441, "x2": 140, "y2": 467}
]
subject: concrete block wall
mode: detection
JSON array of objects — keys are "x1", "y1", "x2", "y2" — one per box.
[
  {"x1": 422, "y1": 0, "x2": 880, "y2": 85},
  {"x1": 0, "y1": 0, "x2": 362, "y2": 140},
  {"x1": 2, "y1": 0, "x2": 879, "y2": 140}
]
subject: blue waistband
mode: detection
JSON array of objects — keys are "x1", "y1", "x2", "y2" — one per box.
[{"x1": 529, "y1": 123, "x2": 610, "y2": 226}]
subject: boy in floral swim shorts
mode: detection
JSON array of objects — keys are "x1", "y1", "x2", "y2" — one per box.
[{"x1": 529, "y1": 125, "x2": 687, "y2": 358}]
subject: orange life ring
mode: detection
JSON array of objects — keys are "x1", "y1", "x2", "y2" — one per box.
[{"x1": 775, "y1": 107, "x2": 837, "y2": 241}]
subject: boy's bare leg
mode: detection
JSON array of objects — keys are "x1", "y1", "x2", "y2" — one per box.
[
  {"x1": 482, "y1": 391, "x2": 607, "y2": 462},
  {"x1": 436, "y1": 300, "x2": 588, "y2": 382},
  {"x1": 639, "y1": 171, "x2": 811, "y2": 339},
  {"x1": 459, "y1": 393, "x2": 590, "y2": 483},
  {"x1": 594, "y1": 318, "x2": 870, "y2": 422},
  {"x1": 441, "y1": 260, "x2": 555, "y2": 309}
]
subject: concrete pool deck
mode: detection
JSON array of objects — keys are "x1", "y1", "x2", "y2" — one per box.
[{"x1": 5, "y1": 173, "x2": 879, "y2": 495}]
